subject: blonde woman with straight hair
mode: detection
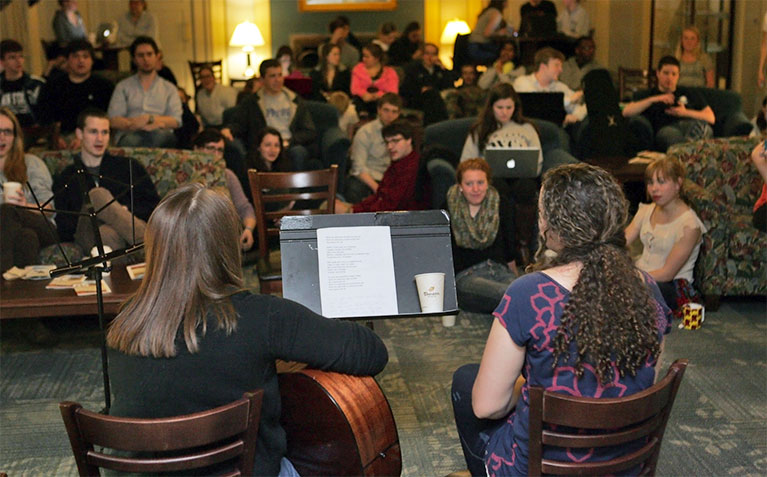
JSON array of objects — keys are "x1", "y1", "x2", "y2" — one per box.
[
  {"x1": 106, "y1": 183, "x2": 388, "y2": 477},
  {"x1": 675, "y1": 25, "x2": 715, "y2": 88}
]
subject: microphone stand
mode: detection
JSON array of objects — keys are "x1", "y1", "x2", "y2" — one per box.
[{"x1": 23, "y1": 158, "x2": 145, "y2": 413}]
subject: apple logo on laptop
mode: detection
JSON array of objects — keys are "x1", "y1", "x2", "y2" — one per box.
[{"x1": 506, "y1": 159, "x2": 516, "y2": 169}]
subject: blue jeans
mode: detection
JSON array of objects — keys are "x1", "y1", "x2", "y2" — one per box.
[
  {"x1": 116, "y1": 129, "x2": 177, "y2": 148},
  {"x1": 655, "y1": 119, "x2": 713, "y2": 151},
  {"x1": 279, "y1": 457, "x2": 300, "y2": 476},
  {"x1": 455, "y1": 259, "x2": 516, "y2": 313}
]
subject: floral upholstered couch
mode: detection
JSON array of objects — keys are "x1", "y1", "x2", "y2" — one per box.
[
  {"x1": 38, "y1": 147, "x2": 226, "y2": 265},
  {"x1": 667, "y1": 137, "x2": 766, "y2": 306}
]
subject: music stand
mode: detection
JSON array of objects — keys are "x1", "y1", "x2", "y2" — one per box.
[{"x1": 280, "y1": 210, "x2": 459, "y2": 320}]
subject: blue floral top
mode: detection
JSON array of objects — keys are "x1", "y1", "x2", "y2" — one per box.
[{"x1": 484, "y1": 271, "x2": 672, "y2": 476}]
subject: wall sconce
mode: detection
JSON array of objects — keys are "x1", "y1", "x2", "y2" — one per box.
[
  {"x1": 440, "y1": 19, "x2": 471, "y2": 70},
  {"x1": 229, "y1": 21, "x2": 265, "y2": 78}
]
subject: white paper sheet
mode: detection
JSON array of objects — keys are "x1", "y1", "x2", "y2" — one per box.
[{"x1": 317, "y1": 226, "x2": 398, "y2": 318}]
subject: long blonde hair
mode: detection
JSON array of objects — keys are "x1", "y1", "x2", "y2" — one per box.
[
  {"x1": 0, "y1": 107, "x2": 27, "y2": 185},
  {"x1": 107, "y1": 184, "x2": 244, "y2": 358}
]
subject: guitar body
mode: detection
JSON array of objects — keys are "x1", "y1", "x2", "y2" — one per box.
[{"x1": 278, "y1": 369, "x2": 402, "y2": 476}]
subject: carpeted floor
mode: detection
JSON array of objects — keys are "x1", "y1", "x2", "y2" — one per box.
[{"x1": 1, "y1": 296, "x2": 765, "y2": 476}]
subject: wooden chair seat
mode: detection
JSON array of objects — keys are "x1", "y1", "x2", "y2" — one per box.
[
  {"x1": 248, "y1": 165, "x2": 338, "y2": 295},
  {"x1": 527, "y1": 359, "x2": 688, "y2": 476},
  {"x1": 60, "y1": 389, "x2": 264, "y2": 476}
]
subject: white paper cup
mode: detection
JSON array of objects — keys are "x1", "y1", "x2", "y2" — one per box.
[
  {"x1": 442, "y1": 315, "x2": 456, "y2": 327},
  {"x1": 3, "y1": 181, "x2": 22, "y2": 202},
  {"x1": 415, "y1": 272, "x2": 445, "y2": 313}
]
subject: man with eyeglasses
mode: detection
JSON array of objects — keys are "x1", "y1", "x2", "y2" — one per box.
[
  {"x1": 53, "y1": 108, "x2": 160, "y2": 254},
  {"x1": 192, "y1": 129, "x2": 255, "y2": 251},
  {"x1": 336, "y1": 119, "x2": 430, "y2": 213},
  {"x1": 195, "y1": 66, "x2": 238, "y2": 128}
]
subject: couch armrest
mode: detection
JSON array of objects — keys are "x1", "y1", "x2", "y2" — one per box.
[
  {"x1": 684, "y1": 179, "x2": 729, "y2": 296},
  {"x1": 722, "y1": 111, "x2": 753, "y2": 137}
]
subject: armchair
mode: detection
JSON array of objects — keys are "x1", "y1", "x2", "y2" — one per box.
[{"x1": 667, "y1": 137, "x2": 766, "y2": 307}]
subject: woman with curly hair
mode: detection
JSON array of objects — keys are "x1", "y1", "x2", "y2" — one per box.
[{"x1": 451, "y1": 163, "x2": 672, "y2": 476}]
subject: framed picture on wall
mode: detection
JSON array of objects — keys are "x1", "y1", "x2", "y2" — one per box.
[{"x1": 298, "y1": 0, "x2": 397, "y2": 12}]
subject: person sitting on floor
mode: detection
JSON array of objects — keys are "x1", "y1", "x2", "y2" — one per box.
[
  {"x1": 336, "y1": 119, "x2": 430, "y2": 213},
  {"x1": 622, "y1": 55, "x2": 715, "y2": 152},
  {"x1": 452, "y1": 163, "x2": 671, "y2": 476},
  {"x1": 107, "y1": 36, "x2": 182, "y2": 148},
  {"x1": 106, "y1": 182, "x2": 388, "y2": 477},
  {"x1": 446, "y1": 158, "x2": 519, "y2": 313},
  {"x1": 625, "y1": 155, "x2": 707, "y2": 316},
  {"x1": 54, "y1": 108, "x2": 160, "y2": 255}
]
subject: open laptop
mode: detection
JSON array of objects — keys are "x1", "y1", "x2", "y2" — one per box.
[
  {"x1": 518, "y1": 92, "x2": 566, "y2": 125},
  {"x1": 484, "y1": 146, "x2": 542, "y2": 178}
]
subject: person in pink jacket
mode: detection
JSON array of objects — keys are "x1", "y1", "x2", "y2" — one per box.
[{"x1": 351, "y1": 43, "x2": 399, "y2": 117}]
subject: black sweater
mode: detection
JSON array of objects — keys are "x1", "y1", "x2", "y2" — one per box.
[{"x1": 108, "y1": 292, "x2": 389, "y2": 476}]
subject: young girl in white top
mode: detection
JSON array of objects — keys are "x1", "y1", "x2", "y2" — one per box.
[{"x1": 626, "y1": 156, "x2": 706, "y2": 313}]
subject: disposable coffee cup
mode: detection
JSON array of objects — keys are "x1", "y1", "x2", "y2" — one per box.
[
  {"x1": 414, "y1": 272, "x2": 445, "y2": 313},
  {"x1": 442, "y1": 315, "x2": 456, "y2": 327},
  {"x1": 3, "y1": 181, "x2": 22, "y2": 202},
  {"x1": 680, "y1": 302, "x2": 705, "y2": 330}
]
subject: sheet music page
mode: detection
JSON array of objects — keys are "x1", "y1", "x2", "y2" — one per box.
[{"x1": 317, "y1": 226, "x2": 398, "y2": 318}]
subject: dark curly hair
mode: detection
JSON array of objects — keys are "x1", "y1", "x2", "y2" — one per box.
[{"x1": 531, "y1": 163, "x2": 661, "y2": 385}]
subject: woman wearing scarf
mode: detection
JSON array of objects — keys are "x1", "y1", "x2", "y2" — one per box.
[{"x1": 447, "y1": 158, "x2": 520, "y2": 313}]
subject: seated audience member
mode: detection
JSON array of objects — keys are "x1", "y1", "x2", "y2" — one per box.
[
  {"x1": 326, "y1": 91, "x2": 358, "y2": 139},
  {"x1": 0, "y1": 40, "x2": 46, "y2": 130},
  {"x1": 40, "y1": 40, "x2": 114, "y2": 149},
  {"x1": 53, "y1": 0, "x2": 87, "y2": 45},
  {"x1": 0, "y1": 108, "x2": 57, "y2": 273},
  {"x1": 276, "y1": 45, "x2": 306, "y2": 79},
  {"x1": 557, "y1": 0, "x2": 590, "y2": 39},
  {"x1": 337, "y1": 15, "x2": 363, "y2": 51},
  {"x1": 155, "y1": 50, "x2": 177, "y2": 85},
  {"x1": 192, "y1": 129, "x2": 255, "y2": 251},
  {"x1": 452, "y1": 163, "x2": 671, "y2": 476},
  {"x1": 388, "y1": 21, "x2": 423, "y2": 67},
  {"x1": 54, "y1": 108, "x2": 160, "y2": 253},
  {"x1": 117, "y1": 0, "x2": 158, "y2": 47},
  {"x1": 513, "y1": 47, "x2": 587, "y2": 126},
  {"x1": 350, "y1": 43, "x2": 399, "y2": 117},
  {"x1": 622, "y1": 55, "x2": 714, "y2": 152},
  {"x1": 750, "y1": 140, "x2": 767, "y2": 233},
  {"x1": 559, "y1": 36, "x2": 600, "y2": 91},
  {"x1": 337, "y1": 119, "x2": 430, "y2": 213},
  {"x1": 446, "y1": 158, "x2": 519, "y2": 313},
  {"x1": 174, "y1": 87, "x2": 201, "y2": 149},
  {"x1": 519, "y1": 0, "x2": 558, "y2": 38},
  {"x1": 477, "y1": 40, "x2": 525, "y2": 90},
  {"x1": 309, "y1": 43, "x2": 351, "y2": 101},
  {"x1": 400, "y1": 43, "x2": 453, "y2": 126},
  {"x1": 106, "y1": 183, "x2": 388, "y2": 477},
  {"x1": 626, "y1": 156, "x2": 706, "y2": 315},
  {"x1": 372, "y1": 21, "x2": 398, "y2": 53},
  {"x1": 345, "y1": 93, "x2": 401, "y2": 204},
  {"x1": 107, "y1": 36, "x2": 182, "y2": 147},
  {"x1": 446, "y1": 64, "x2": 485, "y2": 119},
  {"x1": 195, "y1": 65, "x2": 238, "y2": 128},
  {"x1": 222, "y1": 59, "x2": 317, "y2": 171},
  {"x1": 675, "y1": 26, "x2": 715, "y2": 88},
  {"x1": 248, "y1": 126, "x2": 298, "y2": 173},
  {"x1": 42, "y1": 42, "x2": 68, "y2": 82},
  {"x1": 319, "y1": 17, "x2": 360, "y2": 71},
  {"x1": 468, "y1": 0, "x2": 514, "y2": 64},
  {"x1": 236, "y1": 77, "x2": 261, "y2": 104}
]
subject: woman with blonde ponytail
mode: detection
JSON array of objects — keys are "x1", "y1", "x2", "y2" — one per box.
[{"x1": 451, "y1": 163, "x2": 672, "y2": 476}]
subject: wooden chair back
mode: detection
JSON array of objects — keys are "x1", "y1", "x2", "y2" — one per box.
[
  {"x1": 60, "y1": 389, "x2": 264, "y2": 476},
  {"x1": 247, "y1": 165, "x2": 338, "y2": 294},
  {"x1": 188, "y1": 59, "x2": 223, "y2": 88},
  {"x1": 527, "y1": 359, "x2": 688, "y2": 476},
  {"x1": 618, "y1": 67, "x2": 657, "y2": 102}
]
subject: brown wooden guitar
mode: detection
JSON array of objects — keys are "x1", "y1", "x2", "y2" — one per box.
[{"x1": 278, "y1": 369, "x2": 402, "y2": 476}]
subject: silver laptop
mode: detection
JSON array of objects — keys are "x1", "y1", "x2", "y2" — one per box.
[{"x1": 484, "y1": 147, "x2": 542, "y2": 178}]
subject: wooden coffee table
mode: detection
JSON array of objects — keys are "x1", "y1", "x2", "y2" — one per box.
[{"x1": 0, "y1": 264, "x2": 140, "y2": 319}]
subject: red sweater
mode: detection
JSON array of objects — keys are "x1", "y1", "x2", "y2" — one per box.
[{"x1": 353, "y1": 149, "x2": 430, "y2": 213}]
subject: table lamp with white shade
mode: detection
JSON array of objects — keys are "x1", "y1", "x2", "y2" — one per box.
[
  {"x1": 440, "y1": 19, "x2": 471, "y2": 70},
  {"x1": 230, "y1": 21, "x2": 265, "y2": 78}
]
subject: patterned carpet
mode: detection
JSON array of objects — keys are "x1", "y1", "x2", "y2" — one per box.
[{"x1": 1, "y1": 296, "x2": 765, "y2": 476}]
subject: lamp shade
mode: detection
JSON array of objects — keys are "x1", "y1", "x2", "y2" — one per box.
[
  {"x1": 230, "y1": 21, "x2": 265, "y2": 51},
  {"x1": 440, "y1": 19, "x2": 471, "y2": 45}
]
